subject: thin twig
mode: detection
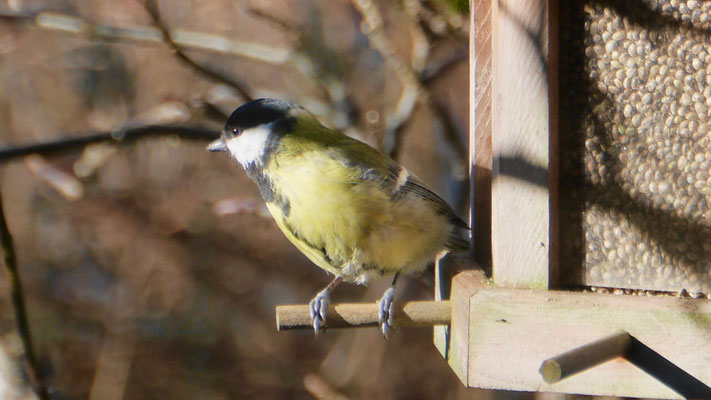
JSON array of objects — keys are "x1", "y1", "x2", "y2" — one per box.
[
  {"x1": 382, "y1": 88, "x2": 418, "y2": 159},
  {"x1": 303, "y1": 373, "x2": 351, "y2": 400},
  {"x1": 350, "y1": 0, "x2": 467, "y2": 165},
  {"x1": 247, "y1": 8, "x2": 356, "y2": 129},
  {"x1": 351, "y1": 0, "x2": 425, "y2": 102},
  {"x1": 0, "y1": 125, "x2": 219, "y2": 161},
  {"x1": 430, "y1": 99, "x2": 467, "y2": 163},
  {"x1": 4, "y1": 7, "x2": 353, "y2": 129},
  {"x1": 0, "y1": 10, "x2": 293, "y2": 64},
  {"x1": 417, "y1": 0, "x2": 470, "y2": 41},
  {"x1": 350, "y1": 0, "x2": 426, "y2": 158},
  {"x1": 0, "y1": 187, "x2": 50, "y2": 399},
  {"x1": 420, "y1": 48, "x2": 468, "y2": 83},
  {"x1": 143, "y1": 0, "x2": 253, "y2": 102}
]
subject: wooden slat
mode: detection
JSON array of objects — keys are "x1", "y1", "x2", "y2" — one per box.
[
  {"x1": 470, "y1": 0, "x2": 493, "y2": 269},
  {"x1": 448, "y1": 272, "x2": 711, "y2": 398},
  {"x1": 433, "y1": 252, "x2": 456, "y2": 358},
  {"x1": 447, "y1": 270, "x2": 490, "y2": 384},
  {"x1": 490, "y1": 0, "x2": 556, "y2": 288},
  {"x1": 547, "y1": 0, "x2": 560, "y2": 287}
]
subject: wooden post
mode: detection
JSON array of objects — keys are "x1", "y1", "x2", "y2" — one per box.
[
  {"x1": 441, "y1": 269, "x2": 492, "y2": 384},
  {"x1": 488, "y1": 0, "x2": 558, "y2": 289},
  {"x1": 470, "y1": 0, "x2": 493, "y2": 269}
]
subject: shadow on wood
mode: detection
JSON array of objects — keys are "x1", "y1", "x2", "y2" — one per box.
[{"x1": 627, "y1": 336, "x2": 711, "y2": 399}]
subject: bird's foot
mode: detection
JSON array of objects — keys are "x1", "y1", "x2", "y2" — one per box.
[
  {"x1": 309, "y1": 288, "x2": 330, "y2": 337},
  {"x1": 378, "y1": 287, "x2": 396, "y2": 339}
]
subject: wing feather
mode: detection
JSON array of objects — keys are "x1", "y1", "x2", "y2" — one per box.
[
  {"x1": 397, "y1": 175, "x2": 469, "y2": 229},
  {"x1": 334, "y1": 137, "x2": 470, "y2": 230}
]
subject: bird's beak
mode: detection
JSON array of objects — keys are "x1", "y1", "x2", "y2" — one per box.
[{"x1": 207, "y1": 137, "x2": 227, "y2": 152}]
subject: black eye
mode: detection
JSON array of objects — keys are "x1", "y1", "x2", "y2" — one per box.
[{"x1": 224, "y1": 127, "x2": 240, "y2": 138}]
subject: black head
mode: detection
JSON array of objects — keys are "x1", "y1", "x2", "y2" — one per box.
[
  {"x1": 223, "y1": 98, "x2": 298, "y2": 139},
  {"x1": 207, "y1": 98, "x2": 300, "y2": 153}
]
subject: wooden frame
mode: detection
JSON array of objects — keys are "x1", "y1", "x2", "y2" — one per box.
[{"x1": 441, "y1": 270, "x2": 711, "y2": 399}]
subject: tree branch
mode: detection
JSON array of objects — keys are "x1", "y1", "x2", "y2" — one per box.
[
  {"x1": 0, "y1": 187, "x2": 50, "y2": 400},
  {"x1": 143, "y1": 0, "x2": 253, "y2": 102},
  {"x1": 350, "y1": 0, "x2": 467, "y2": 166},
  {"x1": 0, "y1": 125, "x2": 218, "y2": 162},
  {"x1": 416, "y1": 0, "x2": 469, "y2": 41},
  {"x1": 247, "y1": 8, "x2": 357, "y2": 130},
  {"x1": 2, "y1": 7, "x2": 359, "y2": 129},
  {"x1": 0, "y1": 9, "x2": 292, "y2": 64}
]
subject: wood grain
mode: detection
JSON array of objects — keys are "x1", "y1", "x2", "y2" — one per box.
[
  {"x1": 449, "y1": 273, "x2": 711, "y2": 398},
  {"x1": 470, "y1": 0, "x2": 493, "y2": 269},
  {"x1": 539, "y1": 330, "x2": 631, "y2": 383},
  {"x1": 433, "y1": 252, "x2": 457, "y2": 358},
  {"x1": 441, "y1": 269, "x2": 491, "y2": 384},
  {"x1": 490, "y1": 0, "x2": 555, "y2": 288}
]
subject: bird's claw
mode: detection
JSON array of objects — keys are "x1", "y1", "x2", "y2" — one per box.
[
  {"x1": 309, "y1": 289, "x2": 330, "y2": 337},
  {"x1": 378, "y1": 287, "x2": 396, "y2": 339}
]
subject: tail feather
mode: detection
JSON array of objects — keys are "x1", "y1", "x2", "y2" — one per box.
[{"x1": 446, "y1": 233, "x2": 470, "y2": 252}]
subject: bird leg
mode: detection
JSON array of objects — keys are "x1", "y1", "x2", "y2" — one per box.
[
  {"x1": 309, "y1": 276, "x2": 343, "y2": 336},
  {"x1": 378, "y1": 273, "x2": 400, "y2": 338}
]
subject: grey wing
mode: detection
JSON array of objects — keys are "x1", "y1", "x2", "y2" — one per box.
[
  {"x1": 395, "y1": 174, "x2": 470, "y2": 229},
  {"x1": 334, "y1": 139, "x2": 470, "y2": 233},
  {"x1": 395, "y1": 173, "x2": 470, "y2": 251}
]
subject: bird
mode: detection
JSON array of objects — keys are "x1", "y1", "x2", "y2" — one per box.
[{"x1": 207, "y1": 98, "x2": 469, "y2": 337}]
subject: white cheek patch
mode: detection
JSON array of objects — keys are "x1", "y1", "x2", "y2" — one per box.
[{"x1": 226, "y1": 124, "x2": 272, "y2": 168}]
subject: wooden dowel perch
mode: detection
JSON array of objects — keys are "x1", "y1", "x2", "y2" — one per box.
[
  {"x1": 539, "y1": 331, "x2": 632, "y2": 384},
  {"x1": 276, "y1": 300, "x2": 451, "y2": 331}
]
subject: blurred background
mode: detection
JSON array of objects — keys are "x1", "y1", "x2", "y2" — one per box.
[{"x1": 0, "y1": 0, "x2": 485, "y2": 399}]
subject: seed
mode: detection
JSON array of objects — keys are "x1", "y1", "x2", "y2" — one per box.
[
  {"x1": 623, "y1": 104, "x2": 633, "y2": 118},
  {"x1": 561, "y1": 3, "x2": 711, "y2": 292}
]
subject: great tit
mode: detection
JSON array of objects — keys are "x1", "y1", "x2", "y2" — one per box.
[{"x1": 208, "y1": 98, "x2": 469, "y2": 336}]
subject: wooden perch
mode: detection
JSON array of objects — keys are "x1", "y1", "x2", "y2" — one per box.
[
  {"x1": 539, "y1": 331, "x2": 632, "y2": 383},
  {"x1": 276, "y1": 300, "x2": 451, "y2": 331}
]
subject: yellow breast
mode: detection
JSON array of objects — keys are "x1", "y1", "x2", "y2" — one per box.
[{"x1": 264, "y1": 149, "x2": 450, "y2": 284}]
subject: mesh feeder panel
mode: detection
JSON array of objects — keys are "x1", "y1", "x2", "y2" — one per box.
[{"x1": 559, "y1": 1, "x2": 711, "y2": 292}]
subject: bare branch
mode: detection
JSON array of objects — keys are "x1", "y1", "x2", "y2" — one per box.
[
  {"x1": 0, "y1": 125, "x2": 218, "y2": 161},
  {"x1": 303, "y1": 373, "x2": 351, "y2": 400},
  {"x1": 0, "y1": 187, "x2": 50, "y2": 400},
  {"x1": 350, "y1": 0, "x2": 427, "y2": 157},
  {"x1": 430, "y1": 99, "x2": 468, "y2": 165},
  {"x1": 2, "y1": 7, "x2": 357, "y2": 128},
  {"x1": 351, "y1": 0, "x2": 425, "y2": 100},
  {"x1": 420, "y1": 47, "x2": 468, "y2": 83},
  {"x1": 382, "y1": 86, "x2": 418, "y2": 159},
  {"x1": 351, "y1": 0, "x2": 466, "y2": 166},
  {"x1": 247, "y1": 8, "x2": 356, "y2": 130},
  {"x1": 0, "y1": 10, "x2": 294, "y2": 64},
  {"x1": 143, "y1": 0, "x2": 252, "y2": 102},
  {"x1": 410, "y1": 0, "x2": 469, "y2": 41}
]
